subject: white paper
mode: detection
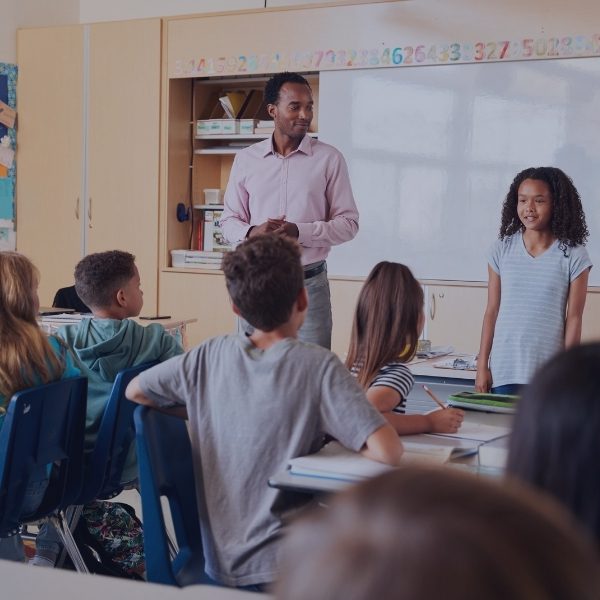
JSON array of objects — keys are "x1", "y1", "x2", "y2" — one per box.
[
  {"x1": 288, "y1": 441, "x2": 452, "y2": 483},
  {"x1": 430, "y1": 422, "x2": 510, "y2": 443}
]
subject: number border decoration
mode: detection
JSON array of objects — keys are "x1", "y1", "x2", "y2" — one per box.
[{"x1": 173, "y1": 34, "x2": 600, "y2": 77}]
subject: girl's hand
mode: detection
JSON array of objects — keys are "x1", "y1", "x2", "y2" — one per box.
[
  {"x1": 428, "y1": 408, "x2": 464, "y2": 433},
  {"x1": 475, "y1": 366, "x2": 492, "y2": 393}
]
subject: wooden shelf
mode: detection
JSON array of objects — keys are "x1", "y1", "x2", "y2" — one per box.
[
  {"x1": 163, "y1": 267, "x2": 224, "y2": 275},
  {"x1": 194, "y1": 148, "x2": 242, "y2": 155},
  {"x1": 195, "y1": 133, "x2": 271, "y2": 140},
  {"x1": 195, "y1": 132, "x2": 317, "y2": 141}
]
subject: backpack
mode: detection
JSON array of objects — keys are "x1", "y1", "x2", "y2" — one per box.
[{"x1": 67, "y1": 500, "x2": 145, "y2": 579}]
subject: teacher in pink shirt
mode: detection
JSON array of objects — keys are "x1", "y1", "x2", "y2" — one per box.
[{"x1": 221, "y1": 72, "x2": 359, "y2": 349}]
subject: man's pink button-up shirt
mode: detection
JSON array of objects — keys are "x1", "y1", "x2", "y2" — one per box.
[{"x1": 221, "y1": 135, "x2": 359, "y2": 265}]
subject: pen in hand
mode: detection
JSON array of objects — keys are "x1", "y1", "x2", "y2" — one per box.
[{"x1": 422, "y1": 385, "x2": 447, "y2": 410}]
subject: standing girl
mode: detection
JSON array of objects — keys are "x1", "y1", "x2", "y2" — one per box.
[
  {"x1": 476, "y1": 167, "x2": 592, "y2": 394},
  {"x1": 345, "y1": 262, "x2": 463, "y2": 435},
  {"x1": 0, "y1": 252, "x2": 80, "y2": 561}
]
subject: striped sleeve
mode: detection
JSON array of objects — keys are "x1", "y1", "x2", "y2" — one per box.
[{"x1": 369, "y1": 362, "x2": 414, "y2": 413}]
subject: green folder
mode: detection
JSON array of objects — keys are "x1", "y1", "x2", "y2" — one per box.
[{"x1": 448, "y1": 391, "x2": 519, "y2": 413}]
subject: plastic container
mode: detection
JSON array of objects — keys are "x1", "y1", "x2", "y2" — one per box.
[{"x1": 203, "y1": 188, "x2": 222, "y2": 204}]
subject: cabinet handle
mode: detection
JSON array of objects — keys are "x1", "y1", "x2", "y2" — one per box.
[
  {"x1": 430, "y1": 293, "x2": 436, "y2": 320},
  {"x1": 75, "y1": 197, "x2": 80, "y2": 219},
  {"x1": 88, "y1": 197, "x2": 92, "y2": 229}
]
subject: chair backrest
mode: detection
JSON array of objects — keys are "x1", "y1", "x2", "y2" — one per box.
[
  {"x1": 52, "y1": 285, "x2": 90, "y2": 313},
  {"x1": 76, "y1": 361, "x2": 158, "y2": 505},
  {"x1": 134, "y1": 405, "x2": 214, "y2": 587},
  {"x1": 0, "y1": 377, "x2": 88, "y2": 536}
]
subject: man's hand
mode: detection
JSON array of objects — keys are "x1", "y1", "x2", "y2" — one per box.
[
  {"x1": 273, "y1": 221, "x2": 299, "y2": 239},
  {"x1": 247, "y1": 216, "x2": 286, "y2": 238},
  {"x1": 247, "y1": 215, "x2": 298, "y2": 239}
]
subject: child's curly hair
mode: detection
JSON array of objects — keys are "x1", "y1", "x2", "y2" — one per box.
[{"x1": 499, "y1": 167, "x2": 589, "y2": 249}]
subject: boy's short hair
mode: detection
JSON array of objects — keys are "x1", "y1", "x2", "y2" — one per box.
[
  {"x1": 74, "y1": 250, "x2": 136, "y2": 309},
  {"x1": 264, "y1": 71, "x2": 311, "y2": 105},
  {"x1": 222, "y1": 235, "x2": 304, "y2": 331}
]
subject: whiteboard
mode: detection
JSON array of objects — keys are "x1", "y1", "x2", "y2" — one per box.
[{"x1": 320, "y1": 58, "x2": 600, "y2": 284}]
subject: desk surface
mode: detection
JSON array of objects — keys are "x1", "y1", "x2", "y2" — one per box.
[
  {"x1": 269, "y1": 409, "x2": 511, "y2": 495},
  {"x1": 0, "y1": 559, "x2": 264, "y2": 599},
  {"x1": 409, "y1": 353, "x2": 476, "y2": 381},
  {"x1": 38, "y1": 314, "x2": 197, "y2": 330}
]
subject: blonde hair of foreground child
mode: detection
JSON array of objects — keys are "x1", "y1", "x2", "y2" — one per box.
[{"x1": 0, "y1": 251, "x2": 64, "y2": 402}]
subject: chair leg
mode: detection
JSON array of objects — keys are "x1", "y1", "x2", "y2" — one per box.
[
  {"x1": 50, "y1": 506, "x2": 89, "y2": 573},
  {"x1": 166, "y1": 530, "x2": 178, "y2": 560}
]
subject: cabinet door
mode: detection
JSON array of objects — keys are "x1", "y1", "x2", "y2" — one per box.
[
  {"x1": 159, "y1": 271, "x2": 236, "y2": 347},
  {"x1": 16, "y1": 26, "x2": 84, "y2": 306},
  {"x1": 582, "y1": 291, "x2": 600, "y2": 342},
  {"x1": 87, "y1": 20, "x2": 161, "y2": 314},
  {"x1": 425, "y1": 285, "x2": 487, "y2": 353},
  {"x1": 330, "y1": 278, "x2": 363, "y2": 359}
]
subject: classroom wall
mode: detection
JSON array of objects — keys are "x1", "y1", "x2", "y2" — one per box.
[
  {"x1": 78, "y1": 0, "x2": 389, "y2": 23},
  {"x1": 0, "y1": 0, "x2": 79, "y2": 63},
  {"x1": 79, "y1": 0, "x2": 262, "y2": 23}
]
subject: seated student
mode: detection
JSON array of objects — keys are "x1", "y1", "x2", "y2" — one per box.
[
  {"x1": 32, "y1": 250, "x2": 184, "y2": 568},
  {"x1": 345, "y1": 261, "x2": 464, "y2": 434},
  {"x1": 126, "y1": 235, "x2": 403, "y2": 590},
  {"x1": 507, "y1": 342, "x2": 600, "y2": 548},
  {"x1": 56, "y1": 250, "x2": 183, "y2": 483},
  {"x1": 276, "y1": 466, "x2": 600, "y2": 600},
  {"x1": 0, "y1": 252, "x2": 80, "y2": 562}
]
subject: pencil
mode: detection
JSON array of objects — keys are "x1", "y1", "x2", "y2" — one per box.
[{"x1": 422, "y1": 385, "x2": 447, "y2": 410}]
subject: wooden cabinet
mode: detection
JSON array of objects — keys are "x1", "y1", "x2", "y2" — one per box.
[
  {"x1": 86, "y1": 20, "x2": 161, "y2": 313},
  {"x1": 159, "y1": 270, "x2": 236, "y2": 348},
  {"x1": 330, "y1": 278, "x2": 363, "y2": 358},
  {"x1": 17, "y1": 26, "x2": 85, "y2": 305},
  {"x1": 424, "y1": 284, "x2": 487, "y2": 353},
  {"x1": 17, "y1": 20, "x2": 161, "y2": 312},
  {"x1": 582, "y1": 290, "x2": 600, "y2": 342},
  {"x1": 163, "y1": 74, "x2": 318, "y2": 266}
]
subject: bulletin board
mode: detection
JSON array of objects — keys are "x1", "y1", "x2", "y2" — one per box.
[{"x1": 0, "y1": 63, "x2": 16, "y2": 250}]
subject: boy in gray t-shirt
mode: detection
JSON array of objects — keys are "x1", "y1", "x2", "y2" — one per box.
[{"x1": 126, "y1": 236, "x2": 403, "y2": 589}]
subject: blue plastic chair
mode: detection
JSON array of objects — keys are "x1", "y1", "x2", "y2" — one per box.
[
  {"x1": 0, "y1": 377, "x2": 87, "y2": 559},
  {"x1": 134, "y1": 405, "x2": 216, "y2": 587},
  {"x1": 74, "y1": 361, "x2": 158, "y2": 505}
]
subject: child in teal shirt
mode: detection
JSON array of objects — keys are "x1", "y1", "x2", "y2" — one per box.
[{"x1": 57, "y1": 250, "x2": 183, "y2": 481}]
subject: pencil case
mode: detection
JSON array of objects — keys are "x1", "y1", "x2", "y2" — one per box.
[{"x1": 448, "y1": 391, "x2": 519, "y2": 413}]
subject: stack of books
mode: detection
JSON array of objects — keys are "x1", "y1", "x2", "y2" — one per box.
[
  {"x1": 194, "y1": 207, "x2": 231, "y2": 253},
  {"x1": 254, "y1": 119, "x2": 275, "y2": 135},
  {"x1": 170, "y1": 249, "x2": 226, "y2": 270}
]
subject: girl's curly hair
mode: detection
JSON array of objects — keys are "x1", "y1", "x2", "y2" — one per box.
[{"x1": 499, "y1": 167, "x2": 589, "y2": 249}]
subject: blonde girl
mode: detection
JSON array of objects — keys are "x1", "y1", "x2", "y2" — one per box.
[
  {"x1": 345, "y1": 262, "x2": 463, "y2": 435},
  {"x1": 0, "y1": 252, "x2": 79, "y2": 562}
]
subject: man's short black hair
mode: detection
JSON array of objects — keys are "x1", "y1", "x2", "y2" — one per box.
[
  {"x1": 74, "y1": 250, "x2": 136, "y2": 309},
  {"x1": 264, "y1": 72, "x2": 311, "y2": 105},
  {"x1": 222, "y1": 235, "x2": 304, "y2": 331}
]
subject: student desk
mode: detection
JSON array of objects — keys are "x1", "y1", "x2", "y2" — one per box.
[
  {"x1": 269, "y1": 400, "x2": 511, "y2": 496},
  {"x1": 38, "y1": 315, "x2": 198, "y2": 350},
  {"x1": 406, "y1": 354, "x2": 476, "y2": 415},
  {"x1": 0, "y1": 559, "x2": 265, "y2": 599}
]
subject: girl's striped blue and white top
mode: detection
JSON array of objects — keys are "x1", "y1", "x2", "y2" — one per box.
[{"x1": 488, "y1": 231, "x2": 592, "y2": 387}]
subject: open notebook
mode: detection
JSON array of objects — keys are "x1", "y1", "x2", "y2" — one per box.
[{"x1": 288, "y1": 441, "x2": 454, "y2": 483}]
